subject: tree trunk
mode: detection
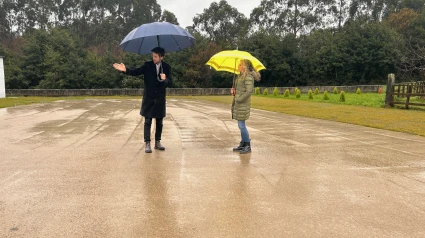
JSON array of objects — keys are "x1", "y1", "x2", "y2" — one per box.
[
  {"x1": 360, "y1": 65, "x2": 369, "y2": 84},
  {"x1": 293, "y1": 0, "x2": 298, "y2": 35},
  {"x1": 338, "y1": 0, "x2": 343, "y2": 29}
]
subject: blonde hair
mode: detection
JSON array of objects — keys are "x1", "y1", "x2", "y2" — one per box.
[{"x1": 239, "y1": 59, "x2": 261, "y2": 81}]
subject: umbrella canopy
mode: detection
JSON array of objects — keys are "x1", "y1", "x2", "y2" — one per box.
[
  {"x1": 120, "y1": 22, "x2": 195, "y2": 55},
  {"x1": 206, "y1": 50, "x2": 266, "y2": 75}
]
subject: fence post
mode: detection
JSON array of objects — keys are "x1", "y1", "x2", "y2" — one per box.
[
  {"x1": 405, "y1": 84, "x2": 412, "y2": 109},
  {"x1": 385, "y1": 74, "x2": 395, "y2": 107}
]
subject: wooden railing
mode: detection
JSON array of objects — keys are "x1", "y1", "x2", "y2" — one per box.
[{"x1": 385, "y1": 74, "x2": 425, "y2": 109}]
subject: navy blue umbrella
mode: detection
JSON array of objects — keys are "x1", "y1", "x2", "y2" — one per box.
[{"x1": 119, "y1": 22, "x2": 196, "y2": 55}]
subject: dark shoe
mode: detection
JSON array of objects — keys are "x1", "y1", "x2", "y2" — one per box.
[
  {"x1": 240, "y1": 142, "x2": 251, "y2": 154},
  {"x1": 145, "y1": 142, "x2": 152, "y2": 153},
  {"x1": 233, "y1": 141, "x2": 244, "y2": 151},
  {"x1": 155, "y1": 141, "x2": 165, "y2": 150}
]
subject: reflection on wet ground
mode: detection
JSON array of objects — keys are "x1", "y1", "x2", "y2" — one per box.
[{"x1": 1, "y1": 99, "x2": 425, "y2": 237}]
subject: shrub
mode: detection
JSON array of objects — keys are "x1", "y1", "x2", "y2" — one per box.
[
  {"x1": 356, "y1": 88, "x2": 361, "y2": 94},
  {"x1": 255, "y1": 87, "x2": 260, "y2": 95},
  {"x1": 323, "y1": 90, "x2": 330, "y2": 100},
  {"x1": 308, "y1": 90, "x2": 313, "y2": 100},
  {"x1": 340, "y1": 91, "x2": 346, "y2": 102},
  {"x1": 273, "y1": 87, "x2": 279, "y2": 96},
  {"x1": 296, "y1": 88, "x2": 301, "y2": 98}
]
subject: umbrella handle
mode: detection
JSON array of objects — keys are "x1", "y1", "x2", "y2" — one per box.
[{"x1": 232, "y1": 74, "x2": 236, "y2": 96}]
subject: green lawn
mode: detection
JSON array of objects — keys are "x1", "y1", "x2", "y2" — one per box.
[
  {"x1": 256, "y1": 92, "x2": 425, "y2": 109},
  {"x1": 262, "y1": 92, "x2": 387, "y2": 107}
]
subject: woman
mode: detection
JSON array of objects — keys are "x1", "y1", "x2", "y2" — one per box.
[{"x1": 232, "y1": 59, "x2": 261, "y2": 154}]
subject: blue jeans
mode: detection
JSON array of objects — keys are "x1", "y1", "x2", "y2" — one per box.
[{"x1": 238, "y1": 120, "x2": 250, "y2": 143}]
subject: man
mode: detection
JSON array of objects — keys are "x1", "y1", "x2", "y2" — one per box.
[{"x1": 113, "y1": 47, "x2": 172, "y2": 153}]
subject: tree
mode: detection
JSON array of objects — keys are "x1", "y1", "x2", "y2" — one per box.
[
  {"x1": 126, "y1": 0, "x2": 162, "y2": 30},
  {"x1": 21, "y1": 30, "x2": 50, "y2": 88},
  {"x1": 337, "y1": 21, "x2": 402, "y2": 84},
  {"x1": 0, "y1": 42, "x2": 26, "y2": 89},
  {"x1": 347, "y1": 0, "x2": 423, "y2": 22},
  {"x1": 387, "y1": 8, "x2": 425, "y2": 80},
  {"x1": 327, "y1": 0, "x2": 351, "y2": 29},
  {"x1": 182, "y1": 34, "x2": 224, "y2": 88},
  {"x1": 400, "y1": 0, "x2": 425, "y2": 12},
  {"x1": 21, "y1": 28, "x2": 89, "y2": 89},
  {"x1": 0, "y1": 0, "x2": 12, "y2": 40},
  {"x1": 250, "y1": 0, "x2": 329, "y2": 36},
  {"x1": 161, "y1": 10, "x2": 179, "y2": 25},
  {"x1": 300, "y1": 29, "x2": 346, "y2": 85},
  {"x1": 193, "y1": 0, "x2": 248, "y2": 47},
  {"x1": 386, "y1": 8, "x2": 419, "y2": 33},
  {"x1": 1, "y1": 0, "x2": 421, "y2": 89},
  {"x1": 86, "y1": 50, "x2": 124, "y2": 88},
  {"x1": 240, "y1": 30, "x2": 302, "y2": 86}
]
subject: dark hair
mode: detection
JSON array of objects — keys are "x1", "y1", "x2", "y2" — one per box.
[{"x1": 151, "y1": 47, "x2": 165, "y2": 57}]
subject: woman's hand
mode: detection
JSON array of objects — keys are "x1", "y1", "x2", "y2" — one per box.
[
  {"x1": 230, "y1": 87, "x2": 236, "y2": 96},
  {"x1": 113, "y1": 63, "x2": 126, "y2": 72}
]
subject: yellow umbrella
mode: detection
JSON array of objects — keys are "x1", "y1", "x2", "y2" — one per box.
[{"x1": 206, "y1": 50, "x2": 266, "y2": 75}]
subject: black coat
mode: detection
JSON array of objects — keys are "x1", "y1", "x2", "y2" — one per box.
[{"x1": 125, "y1": 61, "x2": 172, "y2": 118}]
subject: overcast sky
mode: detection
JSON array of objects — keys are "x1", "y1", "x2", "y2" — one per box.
[{"x1": 156, "y1": 0, "x2": 262, "y2": 28}]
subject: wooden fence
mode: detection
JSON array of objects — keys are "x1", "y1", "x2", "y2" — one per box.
[{"x1": 385, "y1": 74, "x2": 425, "y2": 108}]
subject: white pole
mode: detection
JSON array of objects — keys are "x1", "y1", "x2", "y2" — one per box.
[{"x1": 0, "y1": 56, "x2": 5, "y2": 98}]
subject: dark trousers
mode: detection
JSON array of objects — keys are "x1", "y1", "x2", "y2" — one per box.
[{"x1": 144, "y1": 117, "x2": 163, "y2": 142}]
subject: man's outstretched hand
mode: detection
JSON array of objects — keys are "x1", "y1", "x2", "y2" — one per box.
[{"x1": 113, "y1": 63, "x2": 126, "y2": 72}]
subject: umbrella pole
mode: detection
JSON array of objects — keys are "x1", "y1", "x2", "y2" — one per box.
[
  {"x1": 233, "y1": 58, "x2": 236, "y2": 88},
  {"x1": 157, "y1": 35, "x2": 164, "y2": 74}
]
